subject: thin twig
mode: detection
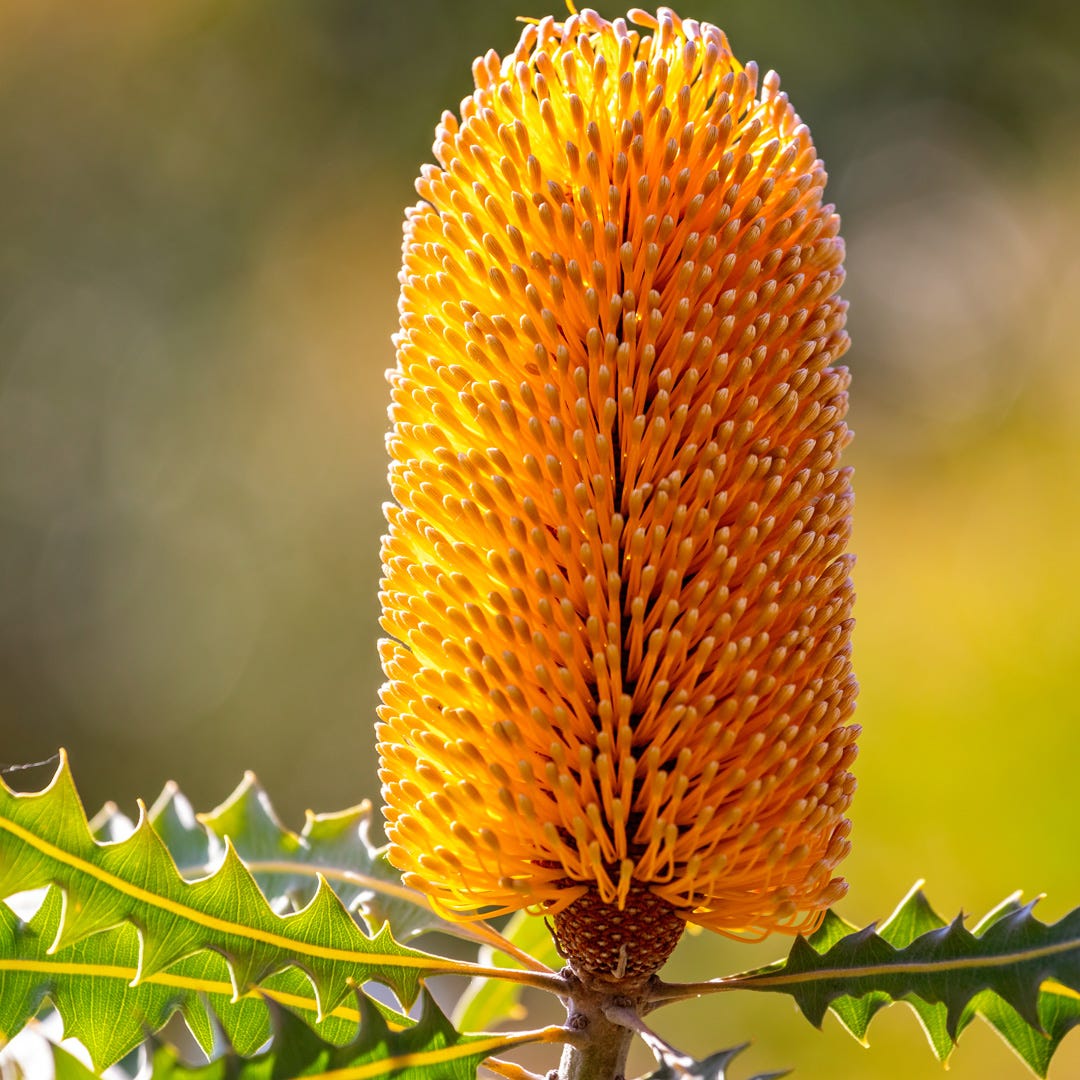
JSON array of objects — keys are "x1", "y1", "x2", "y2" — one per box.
[
  {"x1": 603, "y1": 1003, "x2": 695, "y2": 1070},
  {"x1": 482, "y1": 1056, "x2": 550, "y2": 1080},
  {"x1": 479, "y1": 1025, "x2": 579, "y2": 1075},
  {"x1": 647, "y1": 976, "x2": 742, "y2": 1004},
  {"x1": 441, "y1": 961, "x2": 570, "y2": 996},
  {"x1": 460, "y1": 912, "x2": 556, "y2": 972}
]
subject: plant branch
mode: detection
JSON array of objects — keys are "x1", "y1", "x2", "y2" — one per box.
[
  {"x1": 558, "y1": 1011, "x2": 634, "y2": 1080},
  {"x1": 431, "y1": 960, "x2": 570, "y2": 996},
  {"x1": 647, "y1": 975, "x2": 743, "y2": 1005},
  {"x1": 452, "y1": 911, "x2": 556, "y2": 971},
  {"x1": 603, "y1": 1003, "x2": 696, "y2": 1071},
  {"x1": 553, "y1": 972, "x2": 652, "y2": 1080},
  {"x1": 482, "y1": 1057, "x2": 551, "y2": 1080}
]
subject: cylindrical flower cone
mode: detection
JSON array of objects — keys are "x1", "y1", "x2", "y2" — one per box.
[{"x1": 378, "y1": 5, "x2": 858, "y2": 988}]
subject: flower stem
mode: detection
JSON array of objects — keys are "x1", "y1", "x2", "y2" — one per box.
[
  {"x1": 557, "y1": 1011, "x2": 633, "y2": 1080},
  {"x1": 554, "y1": 972, "x2": 647, "y2": 1080}
]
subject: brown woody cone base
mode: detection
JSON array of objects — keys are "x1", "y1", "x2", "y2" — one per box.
[{"x1": 552, "y1": 886, "x2": 685, "y2": 990}]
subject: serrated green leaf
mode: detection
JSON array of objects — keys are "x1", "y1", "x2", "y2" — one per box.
[
  {"x1": 802, "y1": 885, "x2": 952, "y2": 1058},
  {"x1": 89, "y1": 768, "x2": 540, "y2": 970},
  {"x1": 101, "y1": 767, "x2": 501, "y2": 950},
  {"x1": 0, "y1": 754, "x2": 561, "y2": 1072},
  {"x1": 116, "y1": 771, "x2": 556, "y2": 976},
  {"x1": 131, "y1": 769, "x2": 555, "y2": 970},
  {"x1": 146, "y1": 783, "x2": 214, "y2": 882},
  {"x1": 145, "y1": 990, "x2": 563, "y2": 1080},
  {"x1": 965, "y1": 894, "x2": 1080, "y2": 1074},
  {"x1": 725, "y1": 884, "x2": 1080, "y2": 1077},
  {"x1": 0, "y1": 884, "x2": 411, "y2": 1069},
  {"x1": 640, "y1": 1040, "x2": 787, "y2": 1080},
  {"x1": 192, "y1": 772, "x2": 447, "y2": 940},
  {"x1": 452, "y1": 909, "x2": 561, "y2": 1032}
]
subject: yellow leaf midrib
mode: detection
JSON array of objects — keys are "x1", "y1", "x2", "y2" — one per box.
[
  {"x1": 744, "y1": 937, "x2": 1080, "y2": 989},
  {"x1": 0, "y1": 956, "x2": 367, "y2": 1025},
  {"x1": 0, "y1": 814, "x2": 462, "y2": 975}
]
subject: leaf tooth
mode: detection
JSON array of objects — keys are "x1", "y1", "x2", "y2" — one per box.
[
  {"x1": 902, "y1": 996, "x2": 955, "y2": 1063},
  {"x1": 415, "y1": 984, "x2": 461, "y2": 1040},
  {"x1": 368, "y1": 919, "x2": 425, "y2": 1011},
  {"x1": 292, "y1": 874, "x2": 367, "y2": 1020},
  {"x1": 782, "y1": 932, "x2": 823, "y2": 974},
  {"x1": 186, "y1": 838, "x2": 282, "y2": 994},
  {"x1": 87, "y1": 800, "x2": 129, "y2": 841},
  {"x1": 881, "y1": 879, "x2": 928, "y2": 919},
  {"x1": 825, "y1": 998, "x2": 870, "y2": 1043},
  {"x1": 1007, "y1": 980, "x2": 1048, "y2": 1034},
  {"x1": 985, "y1": 896, "x2": 1043, "y2": 943},
  {"x1": 52, "y1": 800, "x2": 175, "y2": 954},
  {"x1": 848, "y1": 922, "x2": 879, "y2": 946},
  {"x1": 704, "y1": 1040, "x2": 751, "y2": 1070},
  {"x1": 301, "y1": 801, "x2": 375, "y2": 845},
  {"x1": 0, "y1": 753, "x2": 92, "y2": 903},
  {"x1": 198, "y1": 771, "x2": 305, "y2": 861},
  {"x1": 878, "y1": 882, "x2": 947, "y2": 947},
  {"x1": 944, "y1": 993, "x2": 971, "y2": 1042},
  {"x1": 971, "y1": 891, "x2": 1027, "y2": 935},
  {"x1": 793, "y1": 992, "x2": 831, "y2": 1028},
  {"x1": 121, "y1": 804, "x2": 209, "y2": 983},
  {"x1": 147, "y1": 780, "x2": 212, "y2": 879},
  {"x1": 177, "y1": 979, "x2": 222, "y2": 1058},
  {"x1": 916, "y1": 913, "x2": 969, "y2": 958},
  {"x1": 1016, "y1": 896, "x2": 1043, "y2": 919},
  {"x1": 805, "y1": 906, "x2": 858, "y2": 952}
]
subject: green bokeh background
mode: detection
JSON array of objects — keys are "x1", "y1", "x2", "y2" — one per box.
[{"x1": 1, "y1": 2, "x2": 1078, "y2": 1076}]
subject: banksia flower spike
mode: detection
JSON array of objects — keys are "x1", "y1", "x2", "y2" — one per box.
[{"x1": 378, "y1": 6, "x2": 858, "y2": 988}]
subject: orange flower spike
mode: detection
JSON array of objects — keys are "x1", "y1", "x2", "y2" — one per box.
[{"x1": 378, "y1": 6, "x2": 858, "y2": 987}]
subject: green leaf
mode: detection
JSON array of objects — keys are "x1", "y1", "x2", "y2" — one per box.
[
  {"x1": 640, "y1": 1041, "x2": 788, "y2": 1080},
  {"x1": 452, "y1": 909, "x2": 562, "y2": 1031},
  {"x1": 0, "y1": 753, "x2": 558, "y2": 1072},
  {"x1": 0, "y1": 885, "x2": 409, "y2": 1069},
  {"x1": 91, "y1": 768, "x2": 498, "y2": 948},
  {"x1": 197, "y1": 775, "x2": 423, "y2": 932},
  {"x1": 143, "y1": 990, "x2": 562, "y2": 1080},
  {"x1": 48, "y1": 1043, "x2": 100, "y2": 1080},
  {"x1": 730, "y1": 883, "x2": 1080, "y2": 1077}
]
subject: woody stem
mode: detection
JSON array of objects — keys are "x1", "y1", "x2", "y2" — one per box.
[{"x1": 555, "y1": 972, "x2": 644, "y2": 1080}]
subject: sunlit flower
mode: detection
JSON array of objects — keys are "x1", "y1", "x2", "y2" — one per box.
[{"x1": 378, "y1": 6, "x2": 857, "y2": 984}]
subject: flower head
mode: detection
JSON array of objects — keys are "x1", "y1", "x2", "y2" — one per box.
[{"x1": 378, "y1": 6, "x2": 857, "y2": 983}]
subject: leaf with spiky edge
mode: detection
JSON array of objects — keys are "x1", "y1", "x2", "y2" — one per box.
[
  {"x1": 639, "y1": 1041, "x2": 788, "y2": 1080},
  {"x1": 0, "y1": 886, "x2": 414, "y2": 1072},
  {"x1": 721, "y1": 885, "x2": 1080, "y2": 1077},
  {"x1": 803, "y1": 885, "x2": 1080, "y2": 1072},
  {"x1": 197, "y1": 775, "x2": 424, "y2": 932},
  {"x1": 140, "y1": 991, "x2": 565, "y2": 1080},
  {"x1": 94, "y1": 770, "x2": 502, "y2": 946},
  {"x1": 0, "y1": 752, "x2": 562, "y2": 1072},
  {"x1": 146, "y1": 783, "x2": 213, "y2": 879}
]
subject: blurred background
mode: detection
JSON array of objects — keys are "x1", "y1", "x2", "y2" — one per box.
[{"x1": 1, "y1": 1, "x2": 1078, "y2": 1076}]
